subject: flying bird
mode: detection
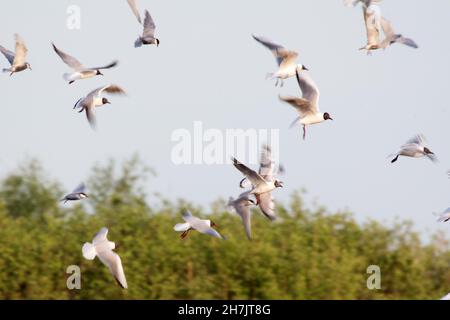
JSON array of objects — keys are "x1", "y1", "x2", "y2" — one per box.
[
  {"x1": 127, "y1": 0, "x2": 142, "y2": 24},
  {"x1": 228, "y1": 192, "x2": 256, "y2": 240},
  {"x1": 73, "y1": 84, "x2": 126, "y2": 130},
  {"x1": 174, "y1": 211, "x2": 224, "y2": 239},
  {"x1": 135, "y1": 10, "x2": 160, "y2": 47},
  {"x1": 279, "y1": 69, "x2": 333, "y2": 140},
  {"x1": 390, "y1": 134, "x2": 436, "y2": 163},
  {"x1": 61, "y1": 183, "x2": 88, "y2": 204},
  {"x1": 52, "y1": 43, "x2": 118, "y2": 84},
  {"x1": 232, "y1": 155, "x2": 283, "y2": 221},
  {"x1": 82, "y1": 227, "x2": 128, "y2": 289},
  {"x1": 379, "y1": 18, "x2": 418, "y2": 49},
  {"x1": 252, "y1": 35, "x2": 308, "y2": 87},
  {"x1": 0, "y1": 34, "x2": 31, "y2": 76}
]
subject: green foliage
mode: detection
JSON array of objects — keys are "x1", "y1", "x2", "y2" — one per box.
[{"x1": 0, "y1": 158, "x2": 448, "y2": 299}]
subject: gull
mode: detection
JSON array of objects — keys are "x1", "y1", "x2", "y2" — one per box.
[
  {"x1": 228, "y1": 192, "x2": 256, "y2": 240},
  {"x1": 252, "y1": 35, "x2": 308, "y2": 87},
  {"x1": 82, "y1": 227, "x2": 128, "y2": 289},
  {"x1": 173, "y1": 210, "x2": 224, "y2": 240},
  {"x1": 279, "y1": 69, "x2": 333, "y2": 140},
  {"x1": 127, "y1": 0, "x2": 142, "y2": 24},
  {"x1": 52, "y1": 43, "x2": 118, "y2": 84},
  {"x1": 379, "y1": 18, "x2": 418, "y2": 49},
  {"x1": 390, "y1": 134, "x2": 436, "y2": 163},
  {"x1": 232, "y1": 154, "x2": 283, "y2": 221},
  {"x1": 74, "y1": 84, "x2": 126, "y2": 130},
  {"x1": 60, "y1": 183, "x2": 88, "y2": 204},
  {"x1": 435, "y1": 208, "x2": 450, "y2": 223},
  {"x1": 135, "y1": 10, "x2": 160, "y2": 47},
  {"x1": 0, "y1": 34, "x2": 31, "y2": 76}
]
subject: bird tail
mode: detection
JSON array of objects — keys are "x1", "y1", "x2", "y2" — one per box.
[
  {"x1": 2, "y1": 68, "x2": 11, "y2": 73},
  {"x1": 82, "y1": 242, "x2": 97, "y2": 260},
  {"x1": 134, "y1": 37, "x2": 143, "y2": 48}
]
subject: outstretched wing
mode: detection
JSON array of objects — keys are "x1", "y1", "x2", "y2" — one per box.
[
  {"x1": 295, "y1": 69, "x2": 320, "y2": 109},
  {"x1": 127, "y1": 0, "x2": 142, "y2": 24},
  {"x1": 72, "y1": 182, "x2": 86, "y2": 194},
  {"x1": 13, "y1": 34, "x2": 28, "y2": 67},
  {"x1": 0, "y1": 45, "x2": 15, "y2": 65},
  {"x1": 257, "y1": 192, "x2": 276, "y2": 221},
  {"x1": 93, "y1": 227, "x2": 109, "y2": 245},
  {"x1": 252, "y1": 35, "x2": 298, "y2": 67},
  {"x1": 86, "y1": 60, "x2": 119, "y2": 71},
  {"x1": 232, "y1": 158, "x2": 266, "y2": 186},
  {"x1": 142, "y1": 10, "x2": 156, "y2": 38},
  {"x1": 259, "y1": 145, "x2": 275, "y2": 180},
  {"x1": 97, "y1": 250, "x2": 128, "y2": 289},
  {"x1": 52, "y1": 43, "x2": 84, "y2": 71}
]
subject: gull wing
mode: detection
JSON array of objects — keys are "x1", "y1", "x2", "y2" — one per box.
[
  {"x1": 232, "y1": 158, "x2": 266, "y2": 186},
  {"x1": 295, "y1": 69, "x2": 320, "y2": 109},
  {"x1": 279, "y1": 95, "x2": 314, "y2": 117},
  {"x1": 93, "y1": 227, "x2": 109, "y2": 245},
  {"x1": 13, "y1": 34, "x2": 28, "y2": 67},
  {"x1": 52, "y1": 43, "x2": 84, "y2": 71},
  {"x1": 259, "y1": 145, "x2": 275, "y2": 180},
  {"x1": 0, "y1": 46, "x2": 15, "y2": 65},
  {"x1": 127, "y1": 0, "x2": 142, "y2": 24},
  {"x1": 86, "y1": 60, "x2": 119, "y2": 71},
  {"x1": 142, "y1": 10, "x2": 156, "y2": 38},
  {"x1": 252, "y1": 35, "x2": 298, "y2": 67},
  {"x1": 72, "y1": 182, "x2": 86, "y2": 194},
  {"x1": 257, "y1": 192, "x2": 276, "y2": 221},
  {"x1": 97, "y1": 250, "x2": 128, "y2": 289}
]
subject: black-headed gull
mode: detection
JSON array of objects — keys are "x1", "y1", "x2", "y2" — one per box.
[
  {"x1": 52, "y1": 43, "x2": 118, "y2": 84},
  {"x1": 135, "y1": 10, "x2": 160, "y2": 47},
  {"x1": 61, "y1": 183, "x2": 88, "y2": 204},
  {"x1": 73, "y1": 84, "x2": 126, "y2": 130},
  {"x1": 174, "y1": 211, "x2": 224, "y2": 239},
  {"x1": 390, "y1": 134, "x2": 436, "y2": 163},
  {"x1": 232, "y1": 153, "x2": 283, "y2": 221},
  {"x1": 0, "y1": 34, "x2": 31, "y2": 76},
  {"x1": 279, "y1": 69, "x2": 333, "y2": 140},
  {"x1": 252, "y1": 35, "x2": 308, "y2": 87},
  {"x1": 82, "y1": 227, "x2": 128, "y2": 289}
]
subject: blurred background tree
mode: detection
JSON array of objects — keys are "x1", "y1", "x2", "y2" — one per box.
[{"x1": 0, "y1": 157, "x2": 448, "y2": 300}]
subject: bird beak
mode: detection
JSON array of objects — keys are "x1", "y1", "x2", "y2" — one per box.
[
  {"x1": 98, "y1": 72, "x2": 104, "y2": 76},
  {"x1": 303, "y1": 66, "x2": 309, "y2": 71},
  {"x1": 329, "y1": 117, "x2": 333, "y2": 121}
]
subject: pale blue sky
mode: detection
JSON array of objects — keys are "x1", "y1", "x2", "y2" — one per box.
[{"x1": 1, "y1": 0, "x2": 449, "y2": 237}]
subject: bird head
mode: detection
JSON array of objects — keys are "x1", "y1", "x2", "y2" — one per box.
[
  {"x1": 424, "y1": 147, "x2": 434, "y2": 155},
  {"x1": 297, "y1": 64, "x2": 309, "y2": 71},
  {"x1": 102, "y1": 98, "x2": 111, "y2": 105},
  {"x1": 96, "y1": 70, "x2": 103, "y2": 76},
  {"x1": 274, "y1": 180, "x2": 284, "y2": 188},
  {"x1": 323, "y1": 112, "x2": 333, "y2": 121},
  {"x1": 156, "y1": 38, "x2": 160, "y2": 47},
  {"x1": 210, "y1": 221, "x2": 218, "y2": 228}
]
